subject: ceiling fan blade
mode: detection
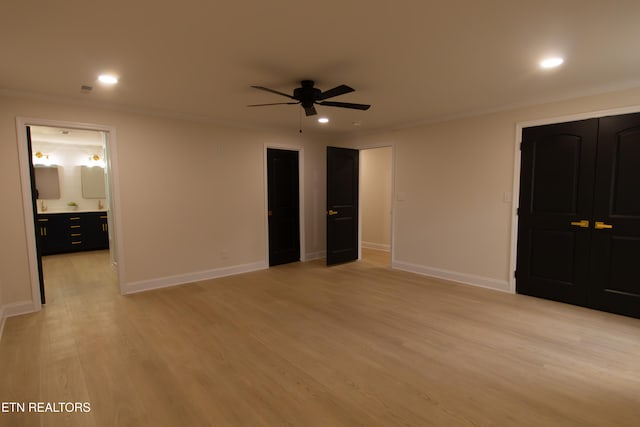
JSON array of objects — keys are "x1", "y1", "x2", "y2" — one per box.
[
  {"x1": 304, "y1": 105, "x2": 318, "y2": 116},
  {"x1": 250, "y1": 86, "x2": 296, "y2": 100},
  {"x1": 247, "y1": 102, "x2": 300, "y2": 107},
  {"x1": 318, "y1": 101, "x2": 371, "y2": 110},
  {"x1": 318, "y1": 84, "x2": 354, "y2": 100}
]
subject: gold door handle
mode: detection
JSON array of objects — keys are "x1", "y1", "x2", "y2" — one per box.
[
  {"x1": 328, "y1": 210, "x2": 338, "y2": 216},
  {"x1": 570, "y1": 220, "x2": 589, "y2": 228},
  {"x1": 594, "y1": 221, "x2": 613, "y2": 230}
]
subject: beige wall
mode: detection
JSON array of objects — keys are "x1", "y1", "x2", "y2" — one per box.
[
  {"x1": 342, "y1": 87, "x2": 640, "y2": 291},
  {"x1": 2, "y1": 86, "x2": 640, "y2": 321},
  {"x1": 0, "y1": 95, "x2": 329, "y2": 311},
  {"x1": 0, "y1": 101, "x2": 33, "y2": 307},
  {"x1": 361, "y1": 147, "x2": 392, "y2": 250}
]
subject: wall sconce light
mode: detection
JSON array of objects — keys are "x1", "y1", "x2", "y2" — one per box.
[
  {"x1": 33, "y1": 151, "x2": 52, "y2": 165},
  {"x1": 88, "y1": 154, "x2": 105, "y2": 168}
]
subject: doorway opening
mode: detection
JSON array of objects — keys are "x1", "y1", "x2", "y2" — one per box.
[
  {"x1": 17, "y1": 118, "x2": 121, "y2": 310},
  {"x1": 360, "y1": 146, "x2": 393, "y2": 267},
  {"x1": 325, "y1": 145, "x2": 393, "y2": 267}
]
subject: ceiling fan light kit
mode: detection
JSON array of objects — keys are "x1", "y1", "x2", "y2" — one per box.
[{"x1": 249, "y1": 80, "x2": 371, "y2": 117}]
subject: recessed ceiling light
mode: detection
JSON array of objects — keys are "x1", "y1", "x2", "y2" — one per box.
[
  {"x1": 98, "y1": 74, "x2": 119, "y2": 84},
  {"x1": 539, "y1": 57, "x2": 564, "y2": 69},
  {"x1": 318, "y1": 117, "x2": 329, "y2": 124}
]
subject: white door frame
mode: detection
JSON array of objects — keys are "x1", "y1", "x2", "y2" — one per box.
[{"x1": 16, "y1": 117, "x2": 125, "y2": 311}]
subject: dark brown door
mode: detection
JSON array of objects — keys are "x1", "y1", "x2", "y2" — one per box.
[
  {"x1": 588, "y1": 113, "x2": 640, "y2": 317},
  {"x1": 517, "y1": 113, "x2": 640, "y2": 318},
  {"x1": 326, "y1": 147, "x2": 359, "y2": 265},
  {"x1": 267, "y1": 148, "x2": 300, "y2": 266},
  {"x1": 517, "y1": 119, "x2": 597, "y2": 306}
]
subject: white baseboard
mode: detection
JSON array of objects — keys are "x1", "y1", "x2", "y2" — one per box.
[
  {"x1": 305, "y1": 251, "x2": 326, "y2": 261},
  {"x1": 3, "y1": 301, "x2": 37, "y2": 317},
  {"x1": 0, "y1": 301, "x2": 38, "y2": 341},
  {"x1": 362, "y1": 242, "x2": 391, "y2": 252},
  {"x1": 122, "y1": 261, "x2": 268, "y2": 295},
  {"x1": 392, "y1": 260, "x2": 511, "y2": 293}
]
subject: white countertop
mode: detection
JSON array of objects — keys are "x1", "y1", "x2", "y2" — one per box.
[{"x1": 38, "y1": 210, "x2": 107, "y2": 214}]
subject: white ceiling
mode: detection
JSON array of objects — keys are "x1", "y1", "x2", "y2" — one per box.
[
  {"x1": 2, "y1": 0, "x2": 640, "y2": 134},
  {"x1": 30, "y1": 126, "x2": 104, "y2": 146}
]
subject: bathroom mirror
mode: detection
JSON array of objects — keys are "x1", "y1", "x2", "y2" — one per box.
[
  {"x1": 34, "y1": 165, "x2": 61, "y2": 199},
  {"x1": 81, "y1": 166, "x2": 106, "y2": 199}
]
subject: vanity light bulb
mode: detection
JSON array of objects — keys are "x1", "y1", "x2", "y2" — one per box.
[{"x1": 33, "y1": 152, "x2": 52, "y2": 165}]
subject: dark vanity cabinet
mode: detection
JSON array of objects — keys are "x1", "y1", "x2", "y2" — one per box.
[
  {"x1": 36, "y1": 211, "x2": 109, "y2": 255},
  {"x1": 83, "y1": 213, "x2": 109, "y2": 251},
  {"x1": 36, "y1": 214, "x2": 68, "y2": 255}
]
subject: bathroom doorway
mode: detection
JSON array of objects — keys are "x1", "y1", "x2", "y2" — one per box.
[{"x1": 17, "y1": 118, "x2": 121, "y2": 308}]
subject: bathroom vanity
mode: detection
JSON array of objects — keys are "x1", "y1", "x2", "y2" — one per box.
[{"x1": 36, "y1": 211, "x2": 109, "y2": 255}]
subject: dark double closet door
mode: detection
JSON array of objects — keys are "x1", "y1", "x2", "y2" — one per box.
[{"x1": 516, "y1": 112, "x2": 640, "y2": 318}]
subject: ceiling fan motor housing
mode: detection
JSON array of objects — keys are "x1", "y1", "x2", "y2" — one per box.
[{"x1": 294, "y1": 80, "x2": 322, "y2": 107}]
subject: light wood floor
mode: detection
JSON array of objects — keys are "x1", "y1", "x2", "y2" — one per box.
[{"x1": 1, "y1": 249, "x2": 639, "y2": 426}]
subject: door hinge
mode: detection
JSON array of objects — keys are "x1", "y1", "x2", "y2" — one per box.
[{"x1": 519, "y1": 142, "x2": 523, "y2": 150}]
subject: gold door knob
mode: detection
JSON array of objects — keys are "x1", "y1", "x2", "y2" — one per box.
[
  {"x1": 328, "y1": 210, "x2": 338, "y2": 216},
  {"x1": 594, "y1": 221, "x2": 613, "y2": 230},
  {"x1": 570, "y1": 219, "x2": 589, "y2": 228}
]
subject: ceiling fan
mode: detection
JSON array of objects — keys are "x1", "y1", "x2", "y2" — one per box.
[{"x1": 248, "y1": 80, "x2": 371, "y2": 116}]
